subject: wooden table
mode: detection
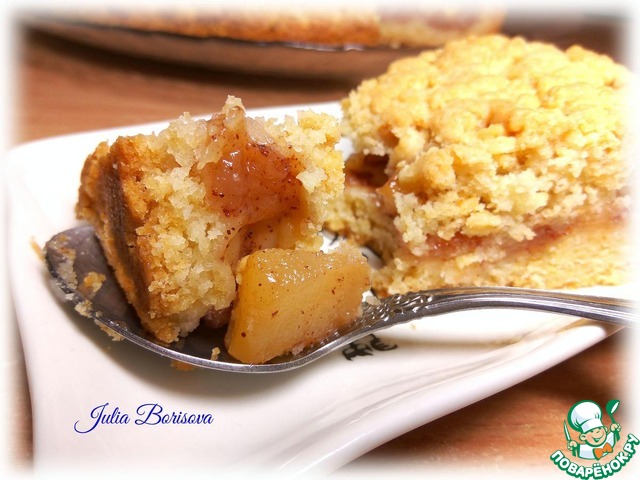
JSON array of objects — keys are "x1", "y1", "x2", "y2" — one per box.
[{"x1": 8, "y1": 16, "x2": 635, "y2": 477}]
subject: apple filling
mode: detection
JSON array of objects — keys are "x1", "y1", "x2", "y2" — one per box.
[
  {"x1": 199, "y1": 103, "x2": 313, "y2": 273},
  {"x1": 225, "y1": 244, "x2": 371, "y2": 364}
]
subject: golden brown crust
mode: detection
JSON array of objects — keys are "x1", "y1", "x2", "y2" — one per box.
[
  {"x1": 55, "y1": 6, "x2": 503, "y2": 48},
  {"x1": 77, "y1": 137, "x2": 169, "y2": 339}
]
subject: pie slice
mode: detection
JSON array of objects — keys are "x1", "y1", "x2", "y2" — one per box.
[
  {"x1": 76, "y1": 96, "x2": 345, "y2": 344},
  {"x1": 327, "y1": 35, "x2": 631, "y2": 295}
]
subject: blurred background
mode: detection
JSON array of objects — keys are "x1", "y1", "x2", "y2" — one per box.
[{"x1": 12, "y1": 3, "x2": 628, "y2": 143}]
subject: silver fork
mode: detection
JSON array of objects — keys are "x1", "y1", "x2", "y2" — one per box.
[{"x1": 44, "y1": 226, "x2": 636, "y2": 373}]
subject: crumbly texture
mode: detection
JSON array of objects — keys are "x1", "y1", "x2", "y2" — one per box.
[
  {"x1": 94, "y1": 321, "x2": 124, "y2": 342},
  {"x1": 79, "y1": 271, "x2": 106, "y2": 298},
  {"x1": 77, "y1": 96, "x2": 344, "y2": 343},
  {"x1": 57, "y1": 6, "x2": 503, "y2": 48},
  {"x1": 328, "y1": 34, "x2": 631, "y2": 294}
]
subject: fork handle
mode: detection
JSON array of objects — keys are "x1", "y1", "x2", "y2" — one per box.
[{"x1": 365, "y1": 287, "x2": 636, "y2": 329}]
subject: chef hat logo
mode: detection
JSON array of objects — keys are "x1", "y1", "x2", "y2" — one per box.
[{"x1": 568, "y1": 400, "x2": 604, "y2": 434}]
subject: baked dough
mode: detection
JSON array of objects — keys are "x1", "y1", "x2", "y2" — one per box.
[
  {"x1": 55, "y1": 5, "x2": 503, "y2": 48},
  {"x1": 327, "y1": 34, "x2": 631, "y2": 294}
]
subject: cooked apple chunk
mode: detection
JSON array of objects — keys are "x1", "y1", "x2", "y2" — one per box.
[{"x1": 225, "y1": 244, "x2": 371, "y2": 364}]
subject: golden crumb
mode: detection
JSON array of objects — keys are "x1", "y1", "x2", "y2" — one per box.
[
  {"x1": 80, "y1": 272, "x2": 106, "y2": 299},
  {"x1": 30, "y1": 237, "x2": 44, "y2": 262},
  {"x1": 171, "y1": 360, "x2": 196, "y2": 371},
  {"x1": 94, "y1": 320, "x2": 124, "y2": 341},
  {"x1": 210, "y1": 347, "x2": 221, "y2": 361}
]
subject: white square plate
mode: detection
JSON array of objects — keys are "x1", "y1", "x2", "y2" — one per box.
[{"x1": 6, "y1": 102, "x2": 632, "y2": 476}]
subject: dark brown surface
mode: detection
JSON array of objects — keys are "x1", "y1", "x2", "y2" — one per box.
[{"x1": 8, "y1": 11, "x2": 636, "y2": 476}]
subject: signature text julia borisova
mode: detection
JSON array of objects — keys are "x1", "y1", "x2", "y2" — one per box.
[{"x1": 74, "y1": 402, "x2": 214, "y2": 433}]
